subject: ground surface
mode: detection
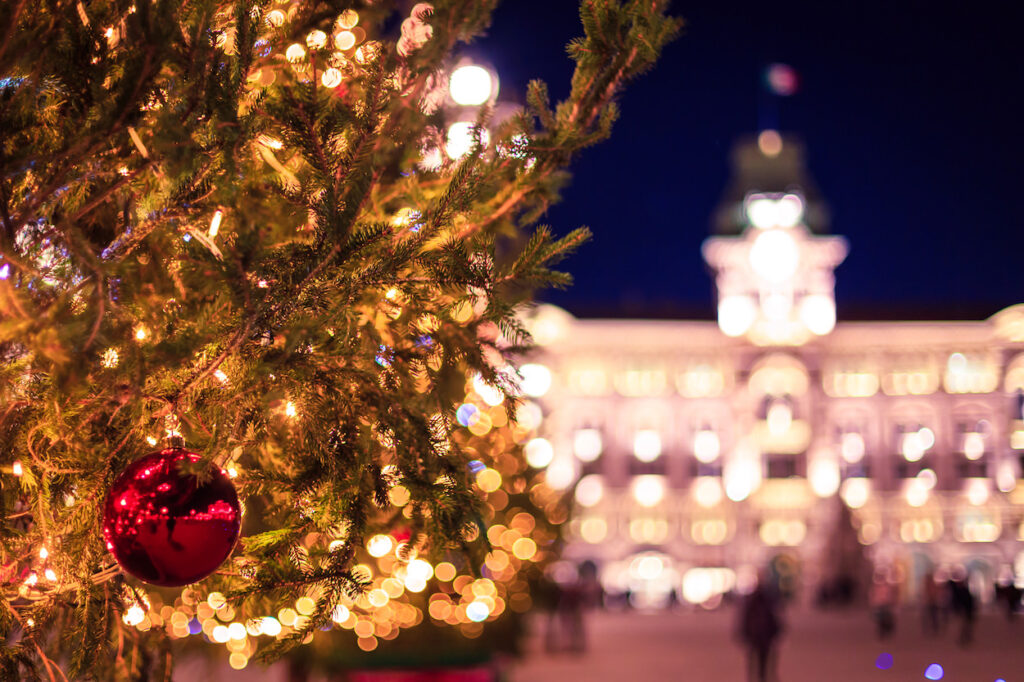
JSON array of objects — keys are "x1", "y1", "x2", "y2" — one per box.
[
  {"x1": 176, "y1": 607, "x2": 1024, "y2": 681},
  {"x1": 509, "y1": 607, "x2": 1024, "y2": 682}
]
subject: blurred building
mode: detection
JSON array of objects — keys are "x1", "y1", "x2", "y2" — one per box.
[{"x1": 522, "y1": 132, "x2": 1024, "y2": 608}]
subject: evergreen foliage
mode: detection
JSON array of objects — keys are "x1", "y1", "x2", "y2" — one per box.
[{"x1": 0, "y1": 0, "x2": 678, "y2": 677}]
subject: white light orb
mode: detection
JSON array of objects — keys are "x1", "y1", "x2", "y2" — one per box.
[
  {"x1": 963, "y1": 432, "x2": 985, "y2": 461},
  {"x1": 632, "y1": 475, "x2": 666, "y2": 508},
  {"x1": 917, "y1": 468, "x2": 937, "y2": 490},
  {"x1": 808, "y1": 458, "x2": 840, "y2": 497},
  {"x1": 718, "y1": 295, "x2": 757, "y2": 337},
  {"x1": 574, "y1": 475, "x2": 604, "y2": 508},
  {"x1": 693, "y1": 476, "x2": 723, "y2": 508},
  {"x1": 446, "y1": 121, "x2": 490, "y2": 159},
  {"x1": 633, "y1": 430, "x2": 662, "y2": 462},
  {"x1": 746, "y1": 196, "x2": 777, "y2": 229},
  {"x1": 449, "y1": 65, "x2": 495, "y2": 106},
  {"x1": 749, "y1": 229, "x2": 799, "y2": 283},
  {"x1": 472, "y1": 374, "x2": 505, "y2": 406},
  {"x1": 799, "y1": 294, "x2": 836, "y2": 335},
  {"x1": 573, "y1": 429, "x2": 603, "y2": 462},
  {"x1": 901, "y1": 432, "x2": 925, "y2": 462},
  {"x1": 904, "y1": 479, "x2": 929, "y2": 507},
  {"x1": 917, "y1": 427, "x2": 935, "y2": 450},
  {"x1": 514, "y1": 401, "x2": 543, "y2": 430},
  {"x1": 545, "y1": 456, "x2": 577, "y2": 491},
  {"x1": 724, "y1": 455, "x2": 761, "y2": 502},
  {"x1": 775, "y1": 194, "x2": 804, "y2": 228},
  {"x1": 840, "y1": 477, "x2": 870, "y2": 509},
  {"x1": 518, "y1": 363, "x2": 552, "y2": 397},
  {"x1": 997, "y1": 460, "x2": 1017, "y2": 493},
  {"x1": 693, "y1": 429, "x2": 720, "y2": 463},
  {"x1": 840, "y1": 432, "x2": 865, "y2": 464},
  {"x1": 524, "y1": 437, "x2": 555, "y2": 468},
  {"x1": 966, "y1": 478, "x2": 990, "y2": 506}
]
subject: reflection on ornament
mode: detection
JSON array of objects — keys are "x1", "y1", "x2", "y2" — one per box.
[{"x1": 102, "y1": 448, "x2": 241, "y2": 586}]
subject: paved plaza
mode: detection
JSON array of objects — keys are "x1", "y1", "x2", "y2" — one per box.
[{"x1": 510, "y1": 606, "x2": 1024, "y2": 682}]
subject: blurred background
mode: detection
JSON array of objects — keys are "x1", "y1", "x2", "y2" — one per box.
[{"x1": 183, "y1": 2, "x2": 1024, "y2": 680}]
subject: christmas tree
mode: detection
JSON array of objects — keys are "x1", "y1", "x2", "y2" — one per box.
[{"x1": 0, "y1": 0, "x2": 678, "y2": 678}]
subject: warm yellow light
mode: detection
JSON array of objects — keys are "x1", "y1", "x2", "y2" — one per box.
[
  {"x1": 524, "y1": 438, "x2": 554, "y2": 468},
  {"x1": 265, "y1": 9, "x2": 285, "y2": 27},
  {"x1": 285, "y1": 43, "x2": 306, "y2": 63},
  {"x1": 757, "y1": 129, "x2": 783, "y2": 157},
  {"x1": 212, "y1": 625, "x2": 230, "y2": 643},
  {"x1": 101, "y1": 348, "x2": 120, "y2": 368},
  {"x1": 207, "y1": 592, "x2": 226, "y2": 610},
  {"x1": 367, "y1": 534, "x2": 393, "y2": 558},
  {"x1": 306, "y1": 30, "x2": 327, "y2": 50},
  {"x1": 963, "y1": 432, "x2": 985, "y2": 461},
  {"x1": 693, "y1": 476, "x2": 723, "y2": 508},
  {"x1": 321, "y1": 67, "x2": 343, "y2": 88},
  {"x1": 228, "y1": 653, "x2": 248, "y2": 670},
  {"x1": 284, "y1": 401, "x2": 297, "y2": 418},
  {"x1": 337, "y1": 9, "x2": 359, "y2": 29},
  {"x1": 134, "y1": 326, "x2": 148, "y2": 341},
  {"x1": 475, "y1": 468, "x2": 502, "y2": 493},
  {"x1": 11, "y1": 460, "x2": 22, "y2": 477},
  {"x1": 295, "y1": 596, "x2": 315, "y2": 616},
  {"x1": 122, "y1": 605, "x2": 146, "y2": 626},
  {"x1": 840, "y1": 477, "x2": 870, "y2": 509},
  {"x1": 840, "y1": 432, "x2": 865, "y2": 463},
  {"x1": 632, "y1": 475, "x2": 666, "y2": 507},
  {"x1": 208, "y1": 209, "x2": 223, "y2": 237},
  {"x1": 334, "y1": 30, "x2": 356, "y2": 51},
  {"x1": 227, "y1": 622, "x2": 247, "y2": 640}
]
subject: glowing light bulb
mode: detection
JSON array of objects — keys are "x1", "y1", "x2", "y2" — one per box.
[
  {"x1": 306, "y1": 30, "x2": 327, "y2": 50},
  {"x1": 963, "y1": 432, "x2": 984, "y2": 460},
  {"x1": 208, "y1": 209, "x2": 223, "y2": 237},
  {"x1": 134, "y1": 326, "x2": 148, "y2": 341},
  {"x1": 446, "y1": 121, "x2": 490, "y2": 159},
  {"x1": 449, "y1": 65, "x2": 494, "y2": 106},
  {"x1": 285, "y1": 43, "x2": 306, "y2": 63},
  {"x1": 321, "y1": 67, "x2": 343, "y2": 88},
  {"x1": 12, "y1": 460, "x2": 23, "y2": 476}
]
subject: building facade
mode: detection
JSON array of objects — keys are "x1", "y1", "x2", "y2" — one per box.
[{"x1": 519, "y1": 134, "x2": 1024, "y2": 608}]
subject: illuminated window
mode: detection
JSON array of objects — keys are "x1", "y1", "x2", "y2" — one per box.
[
  {"x1": 567, "y1": 366, "x2": 609, "y2": 396},
  {"x1": 615, "y1": 367, "x2": 668, "y2": 397},
  {"x1": 943, "y1": 352, "x2": 998, "y2": 394},
  {"x1": 676, "y1": 362, "x2": 728, "y2": 397},
  {"x1": 882, "y1": 356, "x2": 939, "y2": 396}
]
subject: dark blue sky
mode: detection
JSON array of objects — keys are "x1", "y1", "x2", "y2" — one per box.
[{"x1": 475, "y1": 2, "x2": 1024, "y2": 319}]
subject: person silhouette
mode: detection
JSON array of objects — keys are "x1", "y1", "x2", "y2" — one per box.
[{"x1": 738, "y1": 569, "x2": 783, "y2": 682}]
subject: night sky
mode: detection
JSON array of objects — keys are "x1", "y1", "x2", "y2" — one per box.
[{"x1": 473, "y1": 2, "x2": 1024, "y2": 320}]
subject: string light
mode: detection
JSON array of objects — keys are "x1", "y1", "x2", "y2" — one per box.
[
  {"x1": 134, "y1": 326, "x2": 148, "y2": 341},
  {"x1": 208, "y1": 210, "x2": 223, "y2": 237},
  {"x1": 11, "y1": 460, "x2": 23, "y2": 477}
]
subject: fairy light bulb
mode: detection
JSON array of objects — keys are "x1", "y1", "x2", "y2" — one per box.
[
  {"x1": 321, "y1": 68, "x2": 343, "y2": 88},
  {"x1": 209, "y1": 210, "x2": 223, "y2": 237},
  {"x1": 134, "y1": 326, "x2": 148, "y2": 341},
  {"x1": 11, "y1": 460, "x2": 23, "y2": 477},
  {"x1": 285, "y1": 43, "x2": 306, "y2": 63},
  {"x1": 285, "y1": 401, "x2": 297, "y2": 418},
  {"x1": 44, "y1": 568, "x2": 57, "y2": 582},
  {"x1": 39, "y1": 547, "x2": 48, "y2": 560},
  {"x1": 306, "y1": 30, "x2": 327, "y2": 50}
]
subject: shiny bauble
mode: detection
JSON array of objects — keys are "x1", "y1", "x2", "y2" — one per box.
[{"x1": 102, "y1": 448, "x2": 241, "y2": 586}]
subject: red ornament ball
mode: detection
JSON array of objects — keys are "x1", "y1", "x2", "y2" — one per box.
[{"x1": 102, "y1": 448, "x2": 241, "y2": 587}]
